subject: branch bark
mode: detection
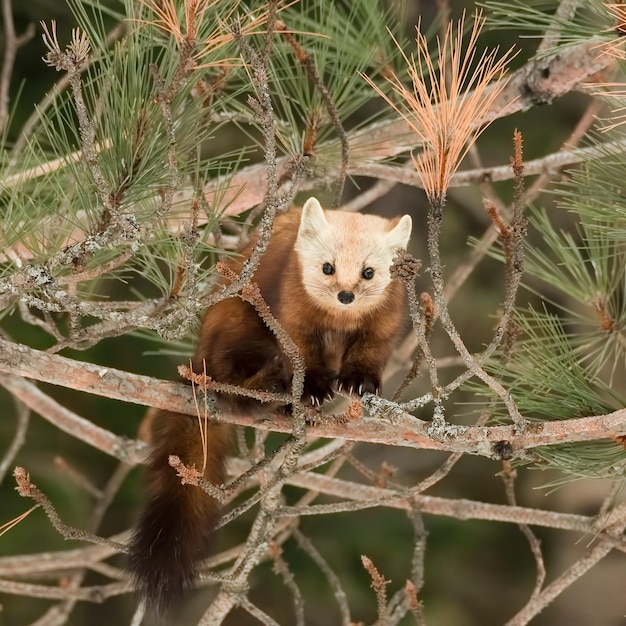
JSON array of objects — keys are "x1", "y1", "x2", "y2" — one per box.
[{"x1": 1, "y1": 339, "x2": 625, "y2": 459}]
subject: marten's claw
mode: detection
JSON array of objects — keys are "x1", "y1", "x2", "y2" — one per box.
[{"x1": 337, "y1": 369, "x2": 380, "y2": 397}]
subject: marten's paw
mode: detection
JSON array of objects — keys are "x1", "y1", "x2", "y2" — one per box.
[
  {"x1": 336, "y1": 368, "x2": 380, "y2": 397},
  {"x1": 302, "y1": 369, "x2": 336, "y2": 406}
]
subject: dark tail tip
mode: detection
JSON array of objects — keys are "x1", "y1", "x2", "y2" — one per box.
[
  {"x1": 128, "y1": 412, "x2": 229, "y2": 615},
  {"x1": 127, "y1": 484, "x2": 220, "y2": 615}
]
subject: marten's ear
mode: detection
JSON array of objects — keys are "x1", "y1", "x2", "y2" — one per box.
[
  {"x1": 299, "y1": 197, "x2": 328, "y2": 239},
  {"x1": 387, "y1": 214, "x2": 412, "y2": 251}
]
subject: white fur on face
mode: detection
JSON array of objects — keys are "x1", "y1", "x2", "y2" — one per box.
[{"x1": 294, "y1": 198, "x2": 412, "y2": 317}]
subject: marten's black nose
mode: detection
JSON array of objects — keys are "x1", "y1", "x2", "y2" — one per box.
[{"x1": 338, "y1": 291, "x2": 355, "y2": 305}]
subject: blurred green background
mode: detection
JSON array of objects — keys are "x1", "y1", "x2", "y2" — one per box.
[{"x1": 1, "y1": 1, "x2": 623, "y2": 625}]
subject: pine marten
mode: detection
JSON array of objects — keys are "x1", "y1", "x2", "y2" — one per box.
[{"x1": 128, "y1": 197, "x2": 412, "y2": 614}]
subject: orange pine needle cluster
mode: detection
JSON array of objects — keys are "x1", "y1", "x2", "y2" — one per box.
[
  {"x1": 365, "y1": 10, "x2": 517, "y2": 205},
  {"x1": 601, "y1": 3, "x2": 626, "y2": 59},
  {"x1": 136, "y1": 0, "x2": 269, "y2": 68}
]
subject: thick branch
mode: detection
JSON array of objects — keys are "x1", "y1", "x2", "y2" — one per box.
[
  {"x1": 0, "y1": 370, "x2": 146, "y2": 464},
  {"x1": 1, "y1": 339, "x2": 625, "y2": 458}
]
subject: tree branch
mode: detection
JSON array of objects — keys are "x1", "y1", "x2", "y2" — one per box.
[{"x1": 1, "y1": 339, "x2": 625, "y2": 459}]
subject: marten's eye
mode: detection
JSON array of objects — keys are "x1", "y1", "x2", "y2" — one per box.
[
  {"x1": 322, "y1": 262, "x2": 335, "y2": 275},
  {"x1": 362, "y1": 267, "x2": 375, "y2": 280}
]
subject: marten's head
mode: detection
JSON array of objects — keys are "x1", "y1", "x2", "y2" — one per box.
[{"x1": 294, "y1": 197, "x2": 412, "y2": 317}]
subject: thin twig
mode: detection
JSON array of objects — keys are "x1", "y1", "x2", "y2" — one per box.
[
  {"x1": 198, "y1": 5, "x2": 304, "y2": 623},
  {"x1": 501, "y1": 461, "x2": 546, "y2": 601},
  {"x1": 282, "y1": 470, "x2": 621, "y2": 537},
  {"x1": 505, "y1": 505, "x2": 626, "y2": 625},
  {"x1": 239, "y1": 596, "x2": 281, "y2": 625},
  {"x1": 0, "y1": 578, "x2": 129, "y2": 603},
  {"x1": 269, "y1": 543, "x2": 305, "y2": 626},
  {"x1": 0, "y1": 401, "x2": 29, "y2": 483},
  {"x1": 12, "y1": 467, "x2": 126, "y2": 551},
  {"x1": 426, "y1": 198, "x2": 524, "y2": 427},
  {"x1": 0, "y1": 0, "x2": 35, "y2": 134},
  {"x1": 279, "y1": 23, "x2": 349, "y2": 206},
  {"x1": 9, "y1": 23, "x2": 125, "y2": 162},
  {"x1": 294, "y1": 529, "x2": 351, "y2": 625},
  {"x1": 362, "y1": 555, "x2": 389, "y2": 625}
]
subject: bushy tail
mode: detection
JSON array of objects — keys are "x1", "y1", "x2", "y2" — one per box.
[{"x1": 128, "y1": 410, "x2": 230, "y2": 615}]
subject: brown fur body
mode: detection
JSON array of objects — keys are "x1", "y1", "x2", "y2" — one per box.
[{"x1": 128, "y1": 200, "x2": 412, "y2": 614}]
